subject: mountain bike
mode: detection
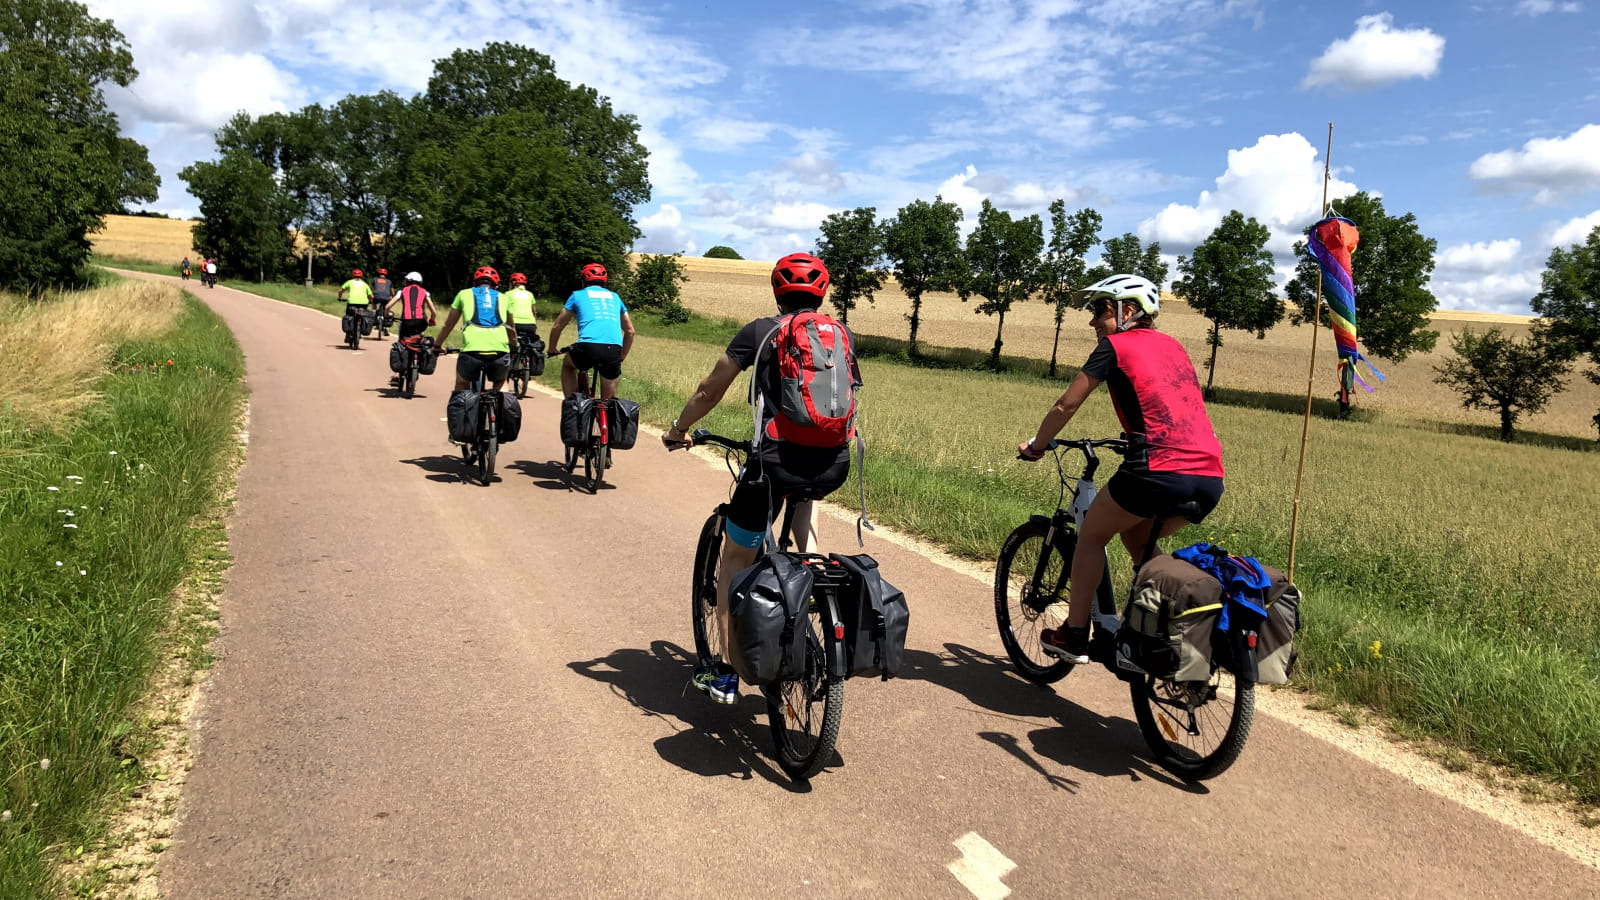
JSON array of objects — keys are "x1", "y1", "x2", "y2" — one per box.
[
  {"x1": 552, "y1": 347, "x2": 610, "y2": 493},
  {"x1": 343, "y1": 305, "x2": 363, "y2": 350},
  {"x1": 686, "y1": 430, "x2": 849, "y2": 781},
  {"x1": 377, "y1": 311, "x2": 394, "y2": 339},
  {"x1": 442, "y1": 350, "x2": 500, "y2": 486},
  {"x1": 508, "y1": 331, "x2": 540, "y2": 399},
  {"x1": 396, "y1": 335, "x2": 433, "y2": 399},
  {"x1": 995, "y1": 437, "x2": 1255, "y2": 781}
]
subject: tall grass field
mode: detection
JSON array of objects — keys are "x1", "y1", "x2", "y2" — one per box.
[{"x1": 0, "y1": 279, "x2": 246, "y2": 895}]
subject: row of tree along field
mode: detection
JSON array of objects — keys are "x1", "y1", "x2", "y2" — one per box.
[{"x1": 805, "y1": 195, "x2": 1600, "y2": 442}]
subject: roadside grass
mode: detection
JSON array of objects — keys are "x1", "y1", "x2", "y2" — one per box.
[
  {"x1": 543, "y1": 331, "x2": 1600, "y2": 806},
  {"x1": 0, "y1": 284, "x2": 245, "y2": 895}
]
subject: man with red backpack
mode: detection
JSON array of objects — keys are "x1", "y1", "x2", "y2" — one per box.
[{"x1": 663, "y1": 252, "x2": 862, "y2": 705}]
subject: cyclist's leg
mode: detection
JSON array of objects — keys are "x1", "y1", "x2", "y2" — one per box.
[
  {"x1": 717, "y1": 460, "x2": 774, "y2": 661},
  {"x1": 1115, "y1": 472, "x2": 1223, "y2": 565},
  {"x1": 485, "y1": 354, "x2": 510, "y2": 392},
  {"x1": 560, "y1": 345, "x2": 583, "y2": 396},
  {"x1": 1068, "y1": 488, "x2": 1145, "y2": 628},
  {"x1": 786, "y1": 500, "x2": 820, "y2": 553},
  {"x1": 598, "y1": 345, "x2": 623, "y2": 399},
  {"x1": 453, "y1": 353, "x2": 476, "y2": 391}
]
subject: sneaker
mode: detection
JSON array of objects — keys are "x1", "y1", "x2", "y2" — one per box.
[
  {"x1": 690, "y1": 664, "x2": 739, "y2": 705},
  {"x1": 1040, "y1": 625, "x2": 1091, "y2": 664}
]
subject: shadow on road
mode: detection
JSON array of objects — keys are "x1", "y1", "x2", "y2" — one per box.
[
  {"x1": 902, "y1": 643, "x2": 1200, "y2": 793},
  {"x1": 568, "y1": 640, "x2": 818, "y2": 792},
  {"x1": 398, "y1": 453, "x2": 474, "y2": 483},
  {"x1": 364, "y1": 385, "x2": 435, "y2": 401},
  {"x1": 504, "y1": 459, "x2": 578, "y2": 491}
]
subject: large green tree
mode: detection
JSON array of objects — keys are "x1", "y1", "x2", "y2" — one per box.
[
  {"x1": 0, "y1": 0, "x2": 157, "y2": 290},
  {"x1": 815, "y1": 207, "x2": 887, "y2": 326},
  {"x1": 1172, "y1": 210, "x2": 1282, "y2": 395},
  {"x1": 1094, "y1": 232, "x2": 1167, "y2": 285},
  {"x1": 1284, "y1": 191, "x2": 1439, "y2": 361},
  {"x1": 1433, "y1": 326, "x2": 1571, "y2": 442},
  {"x1": 1040, "y1": 202, "x2": 1103, "y2": 377},
  {"x1": 883, "y1": 196, "x2": 964, "y2": 356},
  {"x1": 1530, "y1": 224, "x2": 1600, "y2": 438},
  {"x1": 180, "y1": 151, "x2": 299, "y2": 282},
  {"x1": 963, "y1": 200, "x2": 1044, "y2": 369}
]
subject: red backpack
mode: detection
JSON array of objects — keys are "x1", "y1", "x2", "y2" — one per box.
[{"x1": 752, "y1": 310, "x2": 860, "y2": 448}]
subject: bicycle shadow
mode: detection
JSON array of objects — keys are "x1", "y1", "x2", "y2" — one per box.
[
  {"x1": 901, "y1": 643, "x2": 1201, "y2": 794},
  {"x1": 504, "y1": 459, "x2": 577, "y2": 491},
  {"x1": 365, "y1": 385, "x2": 423, "y2": 400},
  {"x1": 567, "y1": 640, "x2": 820, "y2": 792},
  {"x1": 397, "y1": 454, "x2": 473, "y2": 483}
]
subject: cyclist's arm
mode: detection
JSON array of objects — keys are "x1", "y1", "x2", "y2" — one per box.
[
  {"x1": 547, "y1": 307, "x2": 575, "y2": 348},
  {"x1": 664, "y1": 353, "x2": 741, "y2": 443},
  {"x1": 435, "y1": 307, "x2": 463, "y2": 347},
  {"x1": 1027, "y1": 370, "x2": 1101, "y2": 451},
  {"x1": 619, "y1": 311, "x2": 635, "y2": 361}
]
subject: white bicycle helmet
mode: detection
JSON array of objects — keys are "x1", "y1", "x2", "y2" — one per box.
[
  {"x1": 404, "y1": 271, "x2": 423, "y2": 283},
  {"x1": 1082, "y1": 273, "x2": 1159, "y2": 331}
]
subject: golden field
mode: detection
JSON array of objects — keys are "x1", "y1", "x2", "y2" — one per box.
[{"x1": 95, "y1": 215, "x2": 1597, "y2": 438}]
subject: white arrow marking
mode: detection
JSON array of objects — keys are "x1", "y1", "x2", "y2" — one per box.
[{"x1": 947, "y1": 831, "x2": 1016, "y2": 900}]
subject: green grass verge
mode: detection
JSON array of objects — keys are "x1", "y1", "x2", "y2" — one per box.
[{"x1": 0, "y1": 289, "x2": 246, "y2": 895}]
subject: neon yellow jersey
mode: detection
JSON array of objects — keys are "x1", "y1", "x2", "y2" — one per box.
[
  {"x1": 452, "y1": 288, "x2": 511, "y2": 353},
  {"x1": 504, "y1": 287, "x2": 536, "y2": 324},
  {"x1": 341, "y1": 279, "x2": 373, "y2": 306}
]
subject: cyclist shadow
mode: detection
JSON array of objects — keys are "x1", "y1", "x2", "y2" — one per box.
[
  {"x1": 568, "y1": 640, "x2": 819, "y2": 793},
  {"x1": 504, "y1": 459, "x2": 578, "y2": 491},
  {"x1": 365, "y1": 386, "x2": 422, "y2": 400},
  {"x1": 903, "y1": 643, "x2": 1200, "y2": 794},
  {"x1": 397, "y1": 454, "x2": 473, "y2": 483}
]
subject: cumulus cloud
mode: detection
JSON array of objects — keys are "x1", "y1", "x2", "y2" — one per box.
[
  {"x1": 1436, "y1": 239, "x2": 1523, "y2": 273},
  {"x1": 636, "y1": 205, "x2": 698, "y2": 255},
  {"x1": 1550, "y1": 210, "x2": 1600, "y2": 247},
  {"x1": 1302, "y1": 14, "x2": 1446, "y2": 90},
  {"x1": 1469, "y1": 124, "x2": 1600, "y2": 203},
  {"x1": 1429, "y1": 270, "x2": 1542, "y2": 315},
  {"x1": 1138, "y1": 133, "x2": 1359, "y2": 255}
]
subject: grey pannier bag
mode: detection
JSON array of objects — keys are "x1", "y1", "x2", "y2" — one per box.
[
  {"x1": 1254, "y1": 573, "x2": 1302, "y2": 685},
  {"x1": 1118, "y1": 554, "x2": 1225, "y2": 682},
  {"x1": 829, "y1": 553, "x2": 908, "y2": 680},
  {"x1": 727, "y1": 553, "x2": 814, "y2": 686}
]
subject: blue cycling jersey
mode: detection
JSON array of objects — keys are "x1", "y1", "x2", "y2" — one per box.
[{"x1": 564, "y1": 286, "x2": 627, "y2": 345}]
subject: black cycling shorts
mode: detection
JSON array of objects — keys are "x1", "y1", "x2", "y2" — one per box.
[
  {"x1": 567, "y1": 342, "x2": 623, "y2": 380},
  {"x1": 398, "y1": 318, "x2": 428, "y2": 338},
  {"x1": 724, "y1": 443, "x2": 851, "y2": 544},
  {"x1": 514, "y1": 323, "x2": 541, "y2": 343},
  {"x1": 1106, "y1": 468, "x2": 1224, "y2": 522},
  {"x1": 456, "y1": 351, "x2": 510, "y2": 385}
]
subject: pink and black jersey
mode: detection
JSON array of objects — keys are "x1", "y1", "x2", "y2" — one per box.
[
  {"x1": 1080, "y1": 329, "x2": 1223, "y2": 477},
  {"x1": 396, "y1": 284, "x2": 429, "y2": 320}
]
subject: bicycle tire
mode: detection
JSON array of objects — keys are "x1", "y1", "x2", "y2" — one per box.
[
  {"x1": 585, "y1": 409, "x2": 605, "y2": 493},
  {"x1": 1131, "y1": 669, "x2": 1254, "y2": 781},
  {"x1": 994, "y1": 520, "x2": 1075, "y2": 684},
  {"x1": 690, "y1": 512, "x2": 724, "y2": 667},
  {"x1": 403, "y1": 365, "x2": 416, "y2": 398},
  {"x1": 478, "y1": 435, "x2": 496, "y2": 485},
  {"x1": 766, "y1": 600, "x2": 844, "y2": 781},
  {"x1": 514, "y1": 371, "x2": 528, "y2": 398}
]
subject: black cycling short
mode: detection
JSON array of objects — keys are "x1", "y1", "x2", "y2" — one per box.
[
  {"x1": 398, "y1": 318, "x2": 427, "y2": 338},
  {"x1": 1106, "y1": 468, "x2": 1224, "y2": 522},
  {"x1": 514, "y1": 323, "x2": 541, "y2": 344},
  {"x1": 456, "y1": 351, "x2": 510, "y2": 385},
  {"x1": 567, "y1": 341, "x2": 622, "y2": 380},
  {"x1": 724, "y1": 443, "x2": 851, "y2": 546}
]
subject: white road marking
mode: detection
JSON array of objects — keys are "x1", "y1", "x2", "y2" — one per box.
[{"x1": 947, "y1": 832, "x2": 1016, "y2": 900}]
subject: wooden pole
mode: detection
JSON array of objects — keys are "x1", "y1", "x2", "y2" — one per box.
[{"x1": 1287, "y1": 123, "x2": 1334, "y2": 583}]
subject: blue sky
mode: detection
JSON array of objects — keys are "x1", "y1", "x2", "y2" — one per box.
[{"x1": 90, "y1": 0, "x2": 1600, "y2": 313}]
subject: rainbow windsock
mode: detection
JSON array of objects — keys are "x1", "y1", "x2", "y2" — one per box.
[{"x1": 1308, "y1": 215, "x2": 1385, "y2": 391}]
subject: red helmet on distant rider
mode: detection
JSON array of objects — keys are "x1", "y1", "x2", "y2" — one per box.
[
  {"x1": 352, "y1": 269, "x2": 364, "y2": 278},
  {"x1": 581, "y1": 263, "x2": 608, "y2": 284},
  {"x1": 771, "y1": 253, "x2": 829, "y2": 300},
  {"x1": 510, "y1": 272, "x2": 527, "y2": 286},
  {"x1": 378, "y1": 268, "x2": 387, "y2": 276},
  {"x1": 473, "y1": 266, "x2": 500, "y2": 286}
]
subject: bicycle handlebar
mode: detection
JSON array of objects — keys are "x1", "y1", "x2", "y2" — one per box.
[
  {"x1": 691, "y1": 429, "x2": 751, "y2": 453},
  {"x1": 1018, "y1": 436, "x2": 1130, "y2": 462}
]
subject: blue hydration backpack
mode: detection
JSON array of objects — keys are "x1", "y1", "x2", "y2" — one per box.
[{"x1": 470, "y1": 286, "x2": 502, "y2": 328}]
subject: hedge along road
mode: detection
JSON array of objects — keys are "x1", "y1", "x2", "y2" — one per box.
[{"x1": 120, "y1": 271, "x2": 1597, "y2": 898}]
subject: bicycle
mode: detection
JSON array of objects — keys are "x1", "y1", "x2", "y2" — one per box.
[
  {"x1": 994, "y1": 437, "x2": 1255, "y2": 781},
  {"x1": 551, "y1": 347, "x2": 610, "y2": 493},
  {"x1": 377, "y1": 311, "x2": 394, "y2": 340},
  {"x1": 442, "y1": 349, "x2": 500, "y2": 486},
  {"x1": 508, "y1": 331, "x2": 540, "y2": 399},
  {"x1": 395, "y1": 335, "x2": 433, "y2": 399},
  {"x1": 687, "y1": 430, "x2": 848, "y2": 781},
  {"x1": 343, "y1": 305, "x2": 363, "y2": 350}
]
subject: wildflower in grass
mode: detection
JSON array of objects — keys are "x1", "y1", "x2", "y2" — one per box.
[
  {"x1": 40, "y1": 758, "x2": 49, "y2": 771},
  {"x1": 79, "y1": 570, "x2": 86, "y2": 576},
  {"x1": 55, "y1": 561, "x2": 63, "y2": 567},
  {"x1": 64, "y1": 524, "x2": 77, "y2": 529},
  {"x1": 109, "y1": 451, "x2": 117, "y2": 455},
  {"x1": 1, "y1": 810, "x2": 10, "y2": 823},
  {"x1": 1369, "y1": 640, "x2": 1383, "y2": 660},
  {"x1": 47, "y1": 485, "x2": 59, "y2": 491},
  {"x1": 167, "y1": 359, "x2": 174, "y2": 365}
]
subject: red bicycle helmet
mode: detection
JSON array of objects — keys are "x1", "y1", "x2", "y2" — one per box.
[
  {"x1": 352, "y1": 268, "x2": 364, "y2": 278},
  {"x1": 473, "y1": 265, "x2": 500, "y2": 286},
  {"x1": 581, "y1": 263, "x2": 608, "y2": 284},
  {"x1": 510, "y1": 272, "x2": 527, "y2": 285},
  {"x1": 378, "y1": 268, "x2": 387, "y2": 276},
  {"x1": 771, "y1": 253, "x2": 829, "y2": 299}
]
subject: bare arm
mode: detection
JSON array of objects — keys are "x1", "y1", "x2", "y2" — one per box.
[
  {"x1": 547, "y1": 308, "x2": 575, "y2": 349},
  {"x1": 1025, "y1": 370, "x2": 1102, "y2": 452},
  {"x1": 619, "y1": 312, "x2": 635, "y2": 361},
  {"x1": 434, "y1": 308, "x2": 463, "y2": 347},
  {"x1": 663, "y1": 353, "x2": 742, "y2": 446}
]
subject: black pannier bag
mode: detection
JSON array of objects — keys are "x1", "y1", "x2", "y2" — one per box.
[
  {"x1": 497, "y1": 392, "x2": 523, "y2": 443},
  {"x1": 727, "y1": 554, "x2": 814, "y2": 686},
  {"x1": 359, "y1": 309, "x2": 375, "y2": 336},
  {"x1": 560, "y1": 394, "x2": 597, "y2": 447},
  {"x1": 342, "y1": 312, "x2": 358, "y2": 337},
  {"x1": 389, "y1": 341, "x2": 407, "y2": 373},
  {"x1": 524, "y1": 338, "x2": 547, "y2": 376},
  {"x1": 446, "y1": 390, "x2": 480, "y2": 442},
  {"x1": 829, "y1": 553, "x2": 909, "y2": 679},
  {"x1": 609, "y1": 399, "x2": 641, "y2": 450},
  {"x1": 417, "y1": 343, "x2": 438, "y2": 375}
]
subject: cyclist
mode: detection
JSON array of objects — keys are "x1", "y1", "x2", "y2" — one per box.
[
  {"x1": 338, "y1": 268, "x2": 373, "y2": 336},
  {"x1": 1016, "y1": 273, "x2": 1225, "y2": 664},
  {"x1": 384, "y1": 271, "x2": 436, "y2": 339},
  {"x1": 662, "y1": 252, "x2": 860, "y2": 705},
  {"x1": 434, "y1": 265, "x2": 516, "y2": 392},
  {"x1": 546, "y1": 263, "x2": 633, "y2": 401},
  {"x1": 504, "y1": 272, "x2": 540, "y2": 348},
  {"x1": 372, "y1": 268, "x2": 395, "y2": 311},
  {"x1": 180, "y1": 257, "x2": 191, "y2": 280},
  {"x1": 204, "y1": 257, "x2": 218, "y2": 286}
]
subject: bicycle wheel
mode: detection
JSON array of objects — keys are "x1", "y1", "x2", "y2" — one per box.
[
  {"x1": 690, "y1": 512, "x2": 725, "y2": 667},
  {"x1": 766, "y1": 602, "x2": 844, "y2": 781},
  {"x1": 403, "y1": 365, "x2": 416, "y2": 398},
  {"x1": 585, "y1": 411, "x2": 605, "y2": 493},
  {"x1": 994, "y1": 520, "x2": 1075, "y2": 684},
  {"x1": 1132, "y1": 667, "x2": 1255, "y2": 781}
]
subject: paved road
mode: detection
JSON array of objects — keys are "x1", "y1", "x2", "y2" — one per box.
[{"x1": 145, "y1": 275, "x2": 1597, "y2": 898}]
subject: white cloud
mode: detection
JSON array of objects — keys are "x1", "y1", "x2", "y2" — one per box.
[
  {"x1": 1138, "y1": 133, "x2": 1359, "y2": 255},
  {"x1": 1429, "y1": 270, "x2": 1542, "y2": 315},
  {"x1": 1515, "y1": 1, "x2": 1584, "y2": 15},
  {"x1": 1302, "y1": 14, "x2": 1446, "y2": 90},
  {"x1": 1550, "y1": 210, "x2": 1600, "y2": 247},
  {"x1": 684, "y1": 118, "x2": 777, "y2": 151},
  {"x1": 1468, "y1": 124, "x2": 1600, "y2": 203},
  {"x1": 1436, "y1": 239, "x2": 1523, "y2": 273},
  {"x1": 636, "y1": 205, "x2": 698, "y2": 255}
]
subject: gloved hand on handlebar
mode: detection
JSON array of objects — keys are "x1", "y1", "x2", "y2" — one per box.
[{"x1": 1017, "y1": 439, "x2": 1046, "y2": 461}]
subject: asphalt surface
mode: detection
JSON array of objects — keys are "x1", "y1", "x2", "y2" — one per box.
[{"x1": 143, "y1": 275, "x2": 1599, "y2": 898}]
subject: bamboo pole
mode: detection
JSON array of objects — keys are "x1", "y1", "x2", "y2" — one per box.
[{"x1": 1287, "y1": 123, "x2": 1334, "y2": 583}]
